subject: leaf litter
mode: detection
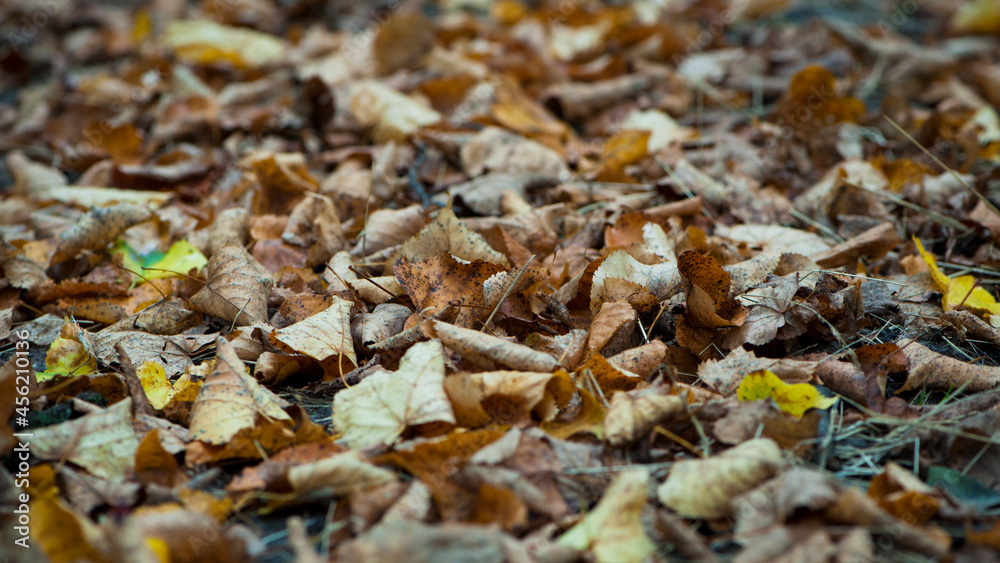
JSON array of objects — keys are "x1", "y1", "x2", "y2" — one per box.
[{"x1": 2, "y1": 1, "x2": 1000, "y2": 562}]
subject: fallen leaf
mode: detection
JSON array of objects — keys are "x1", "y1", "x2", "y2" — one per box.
[
  {"x1": 332, "y1": 340, "x2": 455, "y2": 449},
  {"x1": 657, "y1": 438, "x2": 785, "y2": 519},
  {"x1": 187, "y1": 337, "x2": 292, "y2": 445},
  {"x1": 270, "y1": 295, "x2": 357, "y2": 379},
  {"x1": 190, "y1": 243, "x2": 274, "y2": 326},
  {"x1": 557, "y1": 469, "x2": 656, "y2": 563},
  {"x1": 737, "y1": 369, "x2": 838, "y2": 418}
]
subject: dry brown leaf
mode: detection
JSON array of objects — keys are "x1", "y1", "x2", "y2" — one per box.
[
  {"x1": 287, "y1": 450, "x2": 398, "y2": 496},
  {"x1": 557, "y1": 469, "x2": 656, "y2": 563},
  {"x1": 395, "y1": 253, "x2": 504, "y2": 328},
  {"x1": 460, "y1": 126, "x2": 568, "y2": 179},
  {"x1": 187, "y1": 337, "x2": 292, "y2": 445},
  {"x1": 896, "y1": 338, "x2": 1000, "y2": 393},
  {"x1": 190, "y1": 243, "x2": 273, "y2": 326},
  {"x1": 605, "y1": 387, "x2": 685, "y2": 447},
  {"x1": 657, "y1": 438, "x2": 786, "y2": 519},
  {"x1": 374, "y1": 429, "x2": 505, "y2": 520},
  {"x1": 270, "y1": 295, "x2": 357, "y2": 379},
  {"x1": 349, "y1": 204, "x2": 428, "y2": 257},
  {"x1": 587, "y1": 301, "x2": 638, "y2": 358},
  {"x1": 724, "y1": 275, "x2": 801, "y2": 348},
  {"x1": 444, "y1": 370, "x2": 574, "y2": 427},
  {"x1": 606, "y1": 340, "x2": 667, "y2": 379},
  {"x1": 427, "y1": 320, "x2": 560, "y2": 372},
  {"x1": 812, "y1": 222, "x2": 899, "y2": 268},
  {"x1": 32, "y1": 398, "x2": 141, "y2": 482},
  {"x1": 350, "y1": 80, "x2": 442, "y2": 143},
  {"x1": 332, "y1": 340, "x2": 454, "y2": 449},
  {"x1": 400, "y1": 207, "x2": 509, "y2": 266},
  {"x1": 53, "y1": 203, "x2": 151, "y2": 263}
]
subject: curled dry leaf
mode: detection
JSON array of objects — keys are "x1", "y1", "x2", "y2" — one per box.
[
  {"x1": 53, "y1": 203, "x2": 151, "y2": 263},
  {"x1": 426, "y1": 320, "x2": 560, "y2": 372},
  {"x1": 557, "y1": 469, "x2": 656, "y2": 563},
  {"x1": 164, "y1": 19, "x2": 285, "y2": 69},
  {"x1": 352, "y1": 303, "x2": 411, "y2": 351},
  {"x1": 657, "y1": 438, "x2": 786, "y2": 519},
  {"x1": 270, "y1": 295, "x2": 357, "y2": 379},
  {"x1": 606, "y1": 340, "x2": 667, "y2": 379},
  {"x1": 187, "y1": 338, "x2": 292, "y2": 445},
  {"x1": 678, "y1": 251, "x2": 746, "y2": 329},
  {"x1": 332, "y1": 340, "x2": 455, "y2": 450},
  {"x1": 605, "y1": 387, "x2": 685, "y2": 447},
  {"x1": 444, "y1": 370, "x2": 574, "y2": 427},
  {"x1": 287, "y1": 450, "x2": 398, "y2": 497},
  {"x1": 812, "y1": 221, "x2": 899, "y2": 268},
  {"x1": 350, "y1": 80, "x2": 442, "y2": 143},
  {"x1": 190, "y1": 243, "x2": 273, "y2": 326},
  {"x1": 586, "y1": 301, "x2": 638, "y2": 358},
  {"x1": 896, "y1": 338, "x2": 1000, "y2": 393}
]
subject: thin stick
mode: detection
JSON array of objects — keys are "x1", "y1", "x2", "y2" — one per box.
[{"x1": 481, "y1": 255, "x2": 536, "y2": 331}]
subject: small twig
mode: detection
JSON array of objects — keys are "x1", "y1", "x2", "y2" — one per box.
[{"x1": 481, "y1": 255, "x2": 536, "y2": 332}]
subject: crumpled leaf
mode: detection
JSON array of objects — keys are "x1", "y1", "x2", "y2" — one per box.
[
  {"x1": 270, "y1": 295, "x2": 357, "y2": 379},
  {"x1": 332, "y1": 340, "x2": 455, "y2": 449},
  {"x1": 444, "y1": 369, "x2": 573, "y2": 427},
  {"x1": 400, "y1": 207, "x2": 509, "y2": 266},
  {"x1": 658, "y1": 438, "x2": 785, "y2": 519},
  {"x1": 605, "y1": 387, "x2": 685, "y2": 447},
  {"x1": 35, "y1": 321, "x2": 98, "y2": 382},
  {"x1": 164, "y1": 19, "x2": 285, "y2": 69},
  {"x1": 557, "y1": 469, "x2": 655, "y2": 563},
  {"x1": 737, "y1": 369, "x2": 838, "y2": 418},
  {"x1": 350, "y1": 80, "x2": 442, "y2": 143},
  {"x1": 53, "y1": 203, "x2": 151, "y2": 263},
  {"x1": 190, "y1": 243, "x2": 274, "y2": 326},
  {"x1": 590, "y1": 249, "x2": 681, "y2": 313},
  {"x1": 188, "y1": 338, "x2": 292, "y2": 445},
  {"x1": 426, "y1": 320, "x2": 560, "y2": 372}
]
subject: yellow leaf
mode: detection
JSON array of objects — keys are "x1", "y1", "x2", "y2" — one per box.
[
  {"x1": 145, "y1": 537, "x2": 170, "y2": 563},
  {"x1": 912, "y1": 236, "x2": 952, "y2": 293},
  {"x1": 593, "y1": 130, "x2": 650, "y2": 183},
  {"x1": 737, "y1": 369, "x2": 837, "y2": 418},
  {"x1": 138, "y1": 360, "x2": 174, "y2": 410},
  {"x1": 914, "y1": 236, "x2": 1000, "y2": 319},
  {"x1": 557, "y1": 469, "x2": 655, "y2": 563},
  {"x1": 36, "y1": 324, "x2": 97, "y2": 383}
]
